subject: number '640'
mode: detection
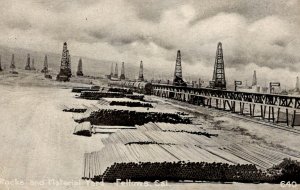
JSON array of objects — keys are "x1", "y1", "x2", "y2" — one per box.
[{"x1": 280, "y1": 181, "x2": 297, "y2": 188}]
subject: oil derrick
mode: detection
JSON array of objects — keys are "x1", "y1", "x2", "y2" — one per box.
[
  {"x1": 10, "y1": 54, "x2": 16, "y2": 70},
  {"x1": 57, "y1": 42, "x2": 72, "y2": 81},
  {"x1": 41, "y1": 55, "x2": 48, "y2": 73},
  {"x1": 114, "y1": 63, "x2": 118, "y2": 78},
  {"x1": 0, "y1": 55, "x2": 2, "y2": 71},
  {"x1": 76, "y1": 58, "x2": 83, "y2": 76},
  {"x1": 173, "y1": 50, "x2": 186, "y2": 86},
  {"x1": 296, "y1": 76, "x2": 300, "y2": 92},
  {"x1": 110, "y1": 63, "x2": 114, "y2": 76},
  {"x1": 211, "y1": 42, "x2": 226, "y2": 90},
  {"x1": 138, "y1": 60, "x2": 144, "y2": 81},
  {"x1": 31, "y1": 58, "x2": 36, "y2": 70},
  {"x1": 120, "y1": 62, "x2": 125, "y2": 80},
  {"x1": 25, "y1": 54, "x2": 31, "y2": 70},
  {"x1": 252, "y1": 70, "x2": 257, "y2": 86}
]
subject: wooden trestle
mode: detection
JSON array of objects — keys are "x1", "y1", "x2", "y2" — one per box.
[{"x1": 152, "y1": 84, "x2": 300, "y2": 127}]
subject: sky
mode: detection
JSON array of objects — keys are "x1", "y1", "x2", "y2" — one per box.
[{"x1": 0, "y1": 0, "x2": 300, "y2": 88}]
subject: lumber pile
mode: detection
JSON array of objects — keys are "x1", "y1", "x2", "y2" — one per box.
[{"x1": 73, "y1": 122, "x2": 92, "y2": 137}]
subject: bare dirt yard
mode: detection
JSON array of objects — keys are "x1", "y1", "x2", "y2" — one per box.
[{"x1": 0, "y1": 71, "x2": 293, "y2": 189}]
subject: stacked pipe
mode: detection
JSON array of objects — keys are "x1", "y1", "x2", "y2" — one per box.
[
  {"x1": 73, "y1": 122, "x2": 92, "y2": 137},
  {"x1": 76, "y1": 109, "x2": 191, "y2": 126},
  {"x1": 97, "y1": 162, "x2": 268, "y2": 183},
  {"x1": 79, "y1": 91, "x2": 124, "y2": 100},
  {"x1": 72, "y1": 86, "x2": 100, "y2": 93}
]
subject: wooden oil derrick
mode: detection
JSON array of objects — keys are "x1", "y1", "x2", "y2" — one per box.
[
  {"x1": 57, "y1": 42, "x2": 72, "y2": 81},
  {"x1": 41, "y1": 55, "x2": 48, "y2": 73},
  {"x1": 0, "y1": 55, "x2": 2, "y2": 71},
  {"x1": 25, "y1": 54, "x2": 31, "y2": 70},
  {"x1": 76, "y1": 58, "x2": 83, "y2": 76},
  {"x1": 138, "y1": 61, "x2": 144, "y2": 81},
  {"x1": 31, "y1": 58, "x2": 36, "y2": 70},
  {"x1": 211, "y1": 42, "x2": 226, "y2": 90},
  {"x1": 120, "y1": 62, "x2": 125, "y2": 80},
  {"x1": 252, "y1": 70, "x2": 257, "y2": 86},
  {"x1": 296, "y1": 76, "x2": 300, "y2": 92},
  {"x1": 10, "y1": 54, "x2": 16, "y2": 70},
  {"x1": 173, "y1": 50, "x2": 186, "y2": 86},
  {"x1": 113, "y1": 63, "x2": 118, "y2": 78}
]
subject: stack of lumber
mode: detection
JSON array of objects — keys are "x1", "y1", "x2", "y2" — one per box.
[{"x1": 73, "y1": 122, "x2": 92, "y2": 137}]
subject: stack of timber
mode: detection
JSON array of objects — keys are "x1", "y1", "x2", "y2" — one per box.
[
  {"x1": 74, "y1": 122, "x2": 92, "y2": 137},
  {"x1": 75, "y1": 106, "x2": 191, "y2": 126},
  {"x1": 98, "y1": 98, "x2": 153, "y2": 108}
]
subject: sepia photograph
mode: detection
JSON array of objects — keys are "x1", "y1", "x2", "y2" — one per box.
[{"x1": 0, "y1": 0, "x2": 300, "y2": 189}]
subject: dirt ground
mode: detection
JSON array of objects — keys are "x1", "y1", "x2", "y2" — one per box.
[{"x1": 0, "y1": 71, "x2": 296, "y2": 189}]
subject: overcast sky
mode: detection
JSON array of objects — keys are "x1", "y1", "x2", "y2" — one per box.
[{"x1": 0, "y1": 0, "x2": 300, "y2": 87}]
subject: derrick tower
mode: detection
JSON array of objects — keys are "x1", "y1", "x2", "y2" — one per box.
[
  {"x1": 173, "y1": 50, "x2": 186, "y2": 86},
  {"x1": 57, "y1": 42, "x2": 72, "y2": 81},
  {"x1": 10, "y1": 54, "x2": 16, "y2": 70},
  {"x1": 296, "y1": 76, "x2": 300, "y2": 92},
  {"x1": 252, "y1": 70, "x2": 257, "y2": 86},
  {"x1": 41, "y1": 55, "x2": 48, "y2": 73},
  {"x1": 0, "y1": 55, "x2": 2, "y2": 71},
  {"x1": 114, "y1": 63, "x2": 118, "y2": 78},
  {"x1": 120, "y1": 62, "x2": 125, "y2": 80},
  {"x1": 76, "y1": 58, "x2": 83, "y2": 76},
  {"x1": 31, "y1": 58, "x2": 36, "y2": 70},
  {"x1": 212, "y1": 42, "x2": 226, "y2": 90},
  {"x1": 138, "y1": 61, "x2": 144, "y2": 81},
  {"x1": 110, "y1": 63, "x2": 114, "y2": 76},
  {"x1": 25, "y1": 54, "x2": 31, "y2": 70}
]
